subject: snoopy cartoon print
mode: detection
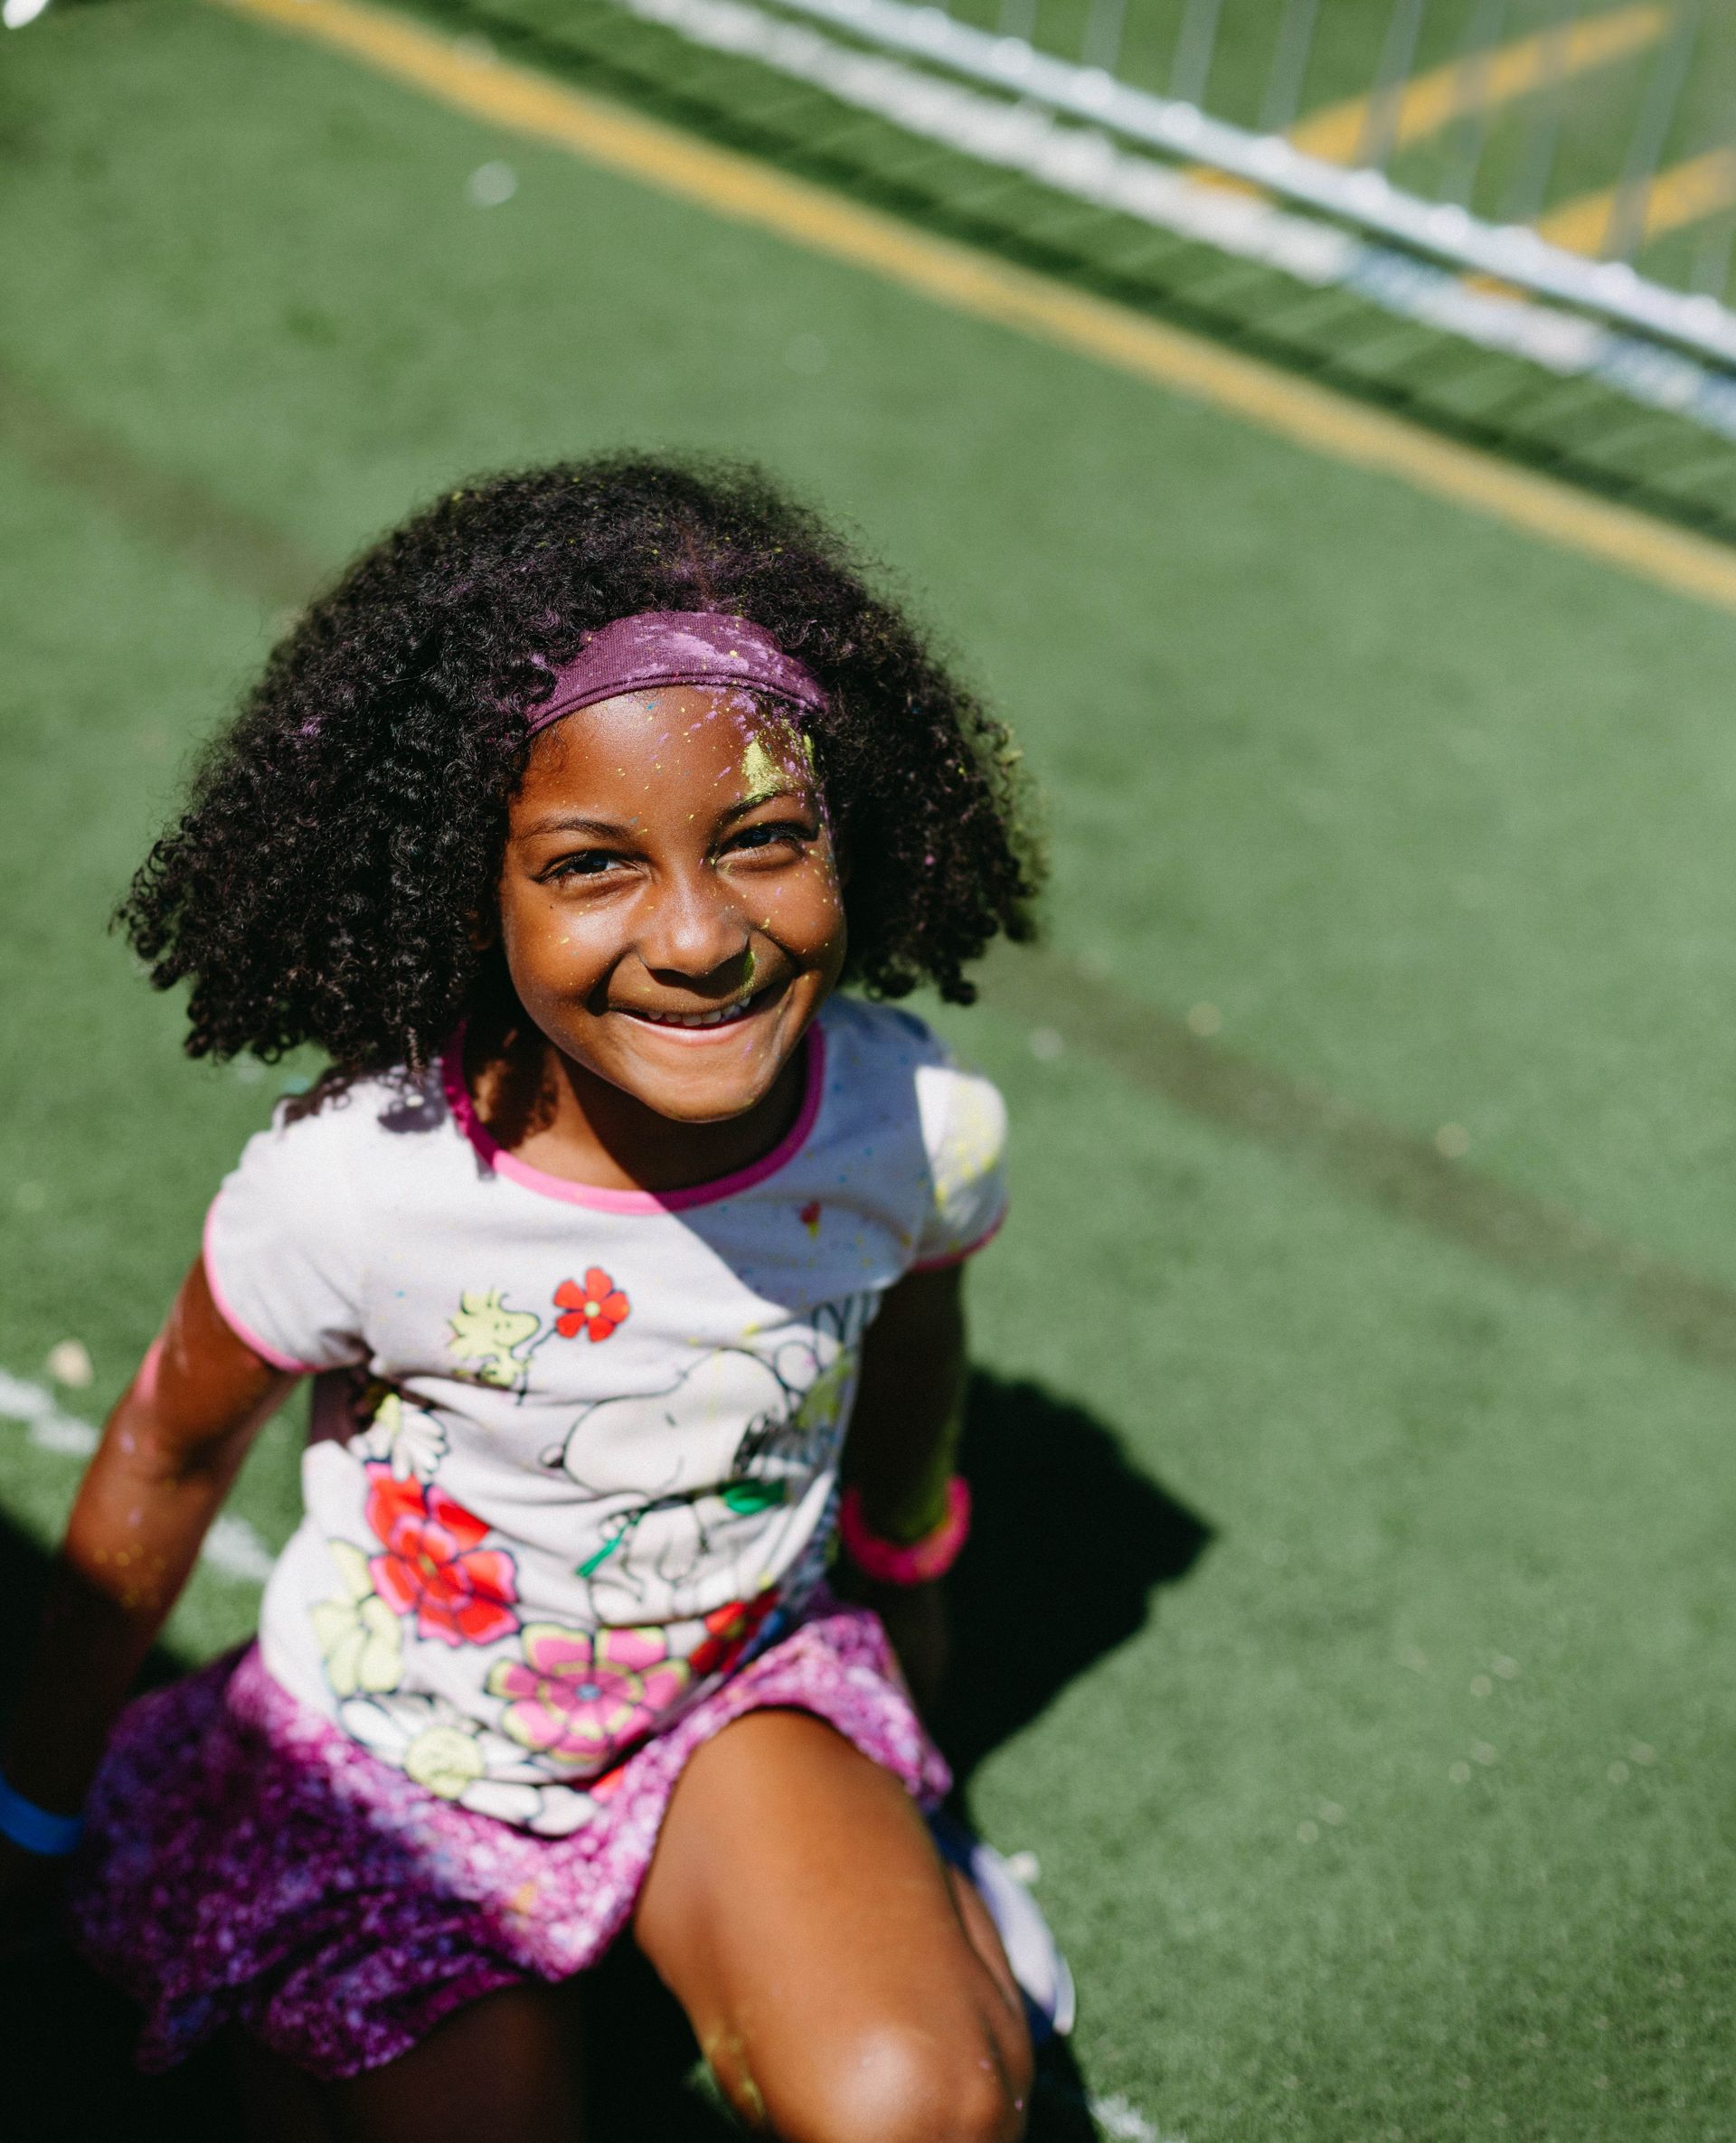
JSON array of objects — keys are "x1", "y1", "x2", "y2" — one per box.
[{"x1": 541, "y1": 1336, "x2": 858, "y2": 1616}]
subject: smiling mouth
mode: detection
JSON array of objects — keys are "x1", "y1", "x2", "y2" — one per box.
[{"x1": 618, "y1": 986, "x2": 778, "y2": 1032}]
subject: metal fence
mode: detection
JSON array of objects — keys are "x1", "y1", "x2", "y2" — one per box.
[
  {"x1": 703, "y1": 0, "x2": 1736, "y2": 366},
  {"x1": 23, "y1": 0, "x2": 1729, "y2": 446}
]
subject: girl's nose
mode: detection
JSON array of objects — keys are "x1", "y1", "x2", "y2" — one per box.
[{"x1": 637, "y1": 868, "x2": 750, "y2": 982}]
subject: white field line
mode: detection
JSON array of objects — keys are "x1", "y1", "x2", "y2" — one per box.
[
  {"x1": 620, "y1": 0, "x2": 1736, "y2": 444},
  {"x1": 0, "y1": 1367, "x2": 278, "y2": 1586},
  {"x1": 1087, "y1": 2093, "x2": 1174, "y2": 2142},
  {"x1": 203, "y1": 1511, "x2": 278, "y2": 1583}
]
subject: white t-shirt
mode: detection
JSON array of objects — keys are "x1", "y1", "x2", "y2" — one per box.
[{"x1": 203, "y1": 996, "x2": 1006, "y2": 1834}]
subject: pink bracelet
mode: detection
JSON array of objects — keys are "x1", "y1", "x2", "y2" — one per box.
[{"x1": 838, "y1": 1477, "x2": 972, "y2": 1585}]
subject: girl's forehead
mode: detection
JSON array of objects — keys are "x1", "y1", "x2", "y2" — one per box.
[{"x1": 520, "y1": 685, "x2": 809, "y2": 807}]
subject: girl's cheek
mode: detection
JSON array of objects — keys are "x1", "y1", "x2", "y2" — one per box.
[
  {"x1": 753, "y1": 876, "x2": 833, "y2": 942},
  {"x1": 551, "y1": 920, "x2": 621, "y2": 979},
  {"x1": 505, "y1": 903, "x2": 612, "y2": 997}
]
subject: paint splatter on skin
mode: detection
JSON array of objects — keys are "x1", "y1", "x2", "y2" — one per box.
[
  {"x1": 610, "y1": 692, "x2": 830, "y2": 877},
  {"x1": 701, "y1": 2027, "x2": 768, "y2": 2127},
  {"x1": 739, "y1": 735, "x2": 783, "y2": 801}
]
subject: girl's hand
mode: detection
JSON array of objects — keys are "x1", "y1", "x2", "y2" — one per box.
[
  {"x1": 835, "y1": 1251, "x2": 968, "y2": 1723},
  {"x1": 836, "y1": 1263, "x2": 967, "y2": 1723},
  {"x1": 0, "y1": 1835, "x2": 68, "y2": 1962}
]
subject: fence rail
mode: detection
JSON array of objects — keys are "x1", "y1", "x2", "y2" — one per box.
[{"x1": 734, "y1": 0, "x2": 1736, "y2": 366}]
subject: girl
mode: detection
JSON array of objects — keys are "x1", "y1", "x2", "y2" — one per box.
[{"x1": 0, "y1": 456, "x2": 1056, "y2": 2139}]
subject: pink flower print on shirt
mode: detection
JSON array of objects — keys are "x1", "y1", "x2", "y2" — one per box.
[
  {"x1": 553, "y1": 1270, "x2": 631, "y2": 1344},
  {"x1": 487, "y1": 1623, "x2": 689, "y2": 1769},
  {"x1": 363, "y1": 1465, "x2": 519, "y2": 1649}
]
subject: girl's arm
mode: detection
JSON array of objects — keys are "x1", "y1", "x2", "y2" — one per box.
[
  {"x1": 836, "y1": 1264, "x2": 969, "y2": 1713},
  {"x1": 2, "y1": 1256, "x2": 291, "y2": 1826}
]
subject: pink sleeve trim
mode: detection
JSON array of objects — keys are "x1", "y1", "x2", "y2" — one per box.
[
  {"x1": 201, "y1": 1195, "x2": 319, "y2": 1377},
  {"x1": 909, "y1": 1207, "x2": 1006, "y2": 1274}
]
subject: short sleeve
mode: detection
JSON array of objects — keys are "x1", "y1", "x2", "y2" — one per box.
[
  {"x1": 202, "y1": 1109, "x2": 368, "y2": 1374},
  {"x1": 910, "y1": 1057, "x2": 1009, "y2": 1271}
]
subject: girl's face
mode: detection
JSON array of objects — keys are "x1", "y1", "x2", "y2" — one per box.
[{"x1": 496, "y1": 686, "x2": 846, "y2": 1127}]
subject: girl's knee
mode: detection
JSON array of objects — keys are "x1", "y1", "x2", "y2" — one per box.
[{"x1": 746, "y1": 2014, "x2": 1031, "y2": 2143}]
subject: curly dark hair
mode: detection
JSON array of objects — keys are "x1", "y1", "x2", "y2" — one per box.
[{"x1": 119, "y1": 454, "x2": 1041, "y2": 1088}]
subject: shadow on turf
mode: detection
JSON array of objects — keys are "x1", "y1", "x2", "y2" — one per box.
[
  {"x1": 941, "y1": 1372, "x2": 1212, "y2": 1787},
  {"x1": 0, "y1": 1373, "x2": 1207, "y2": 2139}
]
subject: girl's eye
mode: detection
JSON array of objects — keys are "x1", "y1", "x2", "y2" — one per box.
[
  {"x1": 727, "y1": 821, "x2": 813, "y2": 856},
  {"x1": 545, "y1": 852, "x2": 622, "y2": 881}
]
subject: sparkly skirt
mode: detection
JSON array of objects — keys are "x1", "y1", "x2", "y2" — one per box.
[{"x1": 69, "y1": 1593, "x2": 948, "y2": 2080}]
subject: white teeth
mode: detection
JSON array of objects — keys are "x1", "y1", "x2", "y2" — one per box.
[{"x1": 635, "y1": 999, "x2": 752, "y2": 1028}]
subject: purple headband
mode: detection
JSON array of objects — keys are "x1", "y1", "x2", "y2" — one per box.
[{"x1": 524, "y1": 611, "x2": 827, "y2": 738}]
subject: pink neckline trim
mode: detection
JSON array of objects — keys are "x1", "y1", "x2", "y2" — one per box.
[{"x1": 440, "y1": 1023, "x2": 827, "y2": 1213}]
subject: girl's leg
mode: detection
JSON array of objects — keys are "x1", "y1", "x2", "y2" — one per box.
[
  {"x1": 233, "y1": 1982, "x2": 584, "y2": 2143},
  {"x1": 634, "y1": 1710, "x2": 1033, "y2": 2143},
  {"x1": 232, "y1": 2029, "x2": 339, "y2": 2143}
]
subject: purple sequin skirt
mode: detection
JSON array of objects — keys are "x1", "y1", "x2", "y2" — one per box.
[{"x1": 69, "y1": 1594, "x2": 948, "y2": 2080}]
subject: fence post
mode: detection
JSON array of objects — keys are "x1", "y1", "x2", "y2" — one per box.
[
  {"x1": 1354, "y1": 0, "x2": 1427, "y2": 169},
  {"x1": 1503, "y1": 0, "x2": 1574, "y2": 224},
  {"x1": 1441, "y1": 0, "x2": 1513, "y2": 209},
  {"x1": 1603, "y1": 1, "x2": 1702, "y2": 262},
  {"x1": 1258, "y1": 0, "x2": 1320, "y2": 137},
  {"x1": 1168, "y1": 0, "x2": 1224, "y2": 109}
]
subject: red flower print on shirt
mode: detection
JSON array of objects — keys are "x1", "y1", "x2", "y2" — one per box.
[
  {"x1": 363, "y1": 1465, "x2": 519, "y2": 1649},
  {"x1": 553, "y1": 1269, "x2": 630, "y2": 1344},
  {"x1": 687, "y1": 1589, "x2": 781, "y2": 1680}
]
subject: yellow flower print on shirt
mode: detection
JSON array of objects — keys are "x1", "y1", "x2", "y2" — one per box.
[
  {"x1": 310, "y1": 1539, "x2": 402, "y2": 1698},
  {"x1": 403, "y1": 1723, "x2": 486, "y2": 1799},
  {"x1": 354, "y1": 1390, "x2": 448, "y2": 1482}
]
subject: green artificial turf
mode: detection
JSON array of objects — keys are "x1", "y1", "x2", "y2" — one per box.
[{"x1": 1, "y1": 3, "x2": 1734, "y2": 2136}]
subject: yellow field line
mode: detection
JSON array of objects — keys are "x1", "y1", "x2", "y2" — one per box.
[
  {"x1": 1537, "y1": 145, "x2": 1736, "y2": 256},
  {"x1": 212, "y1": 0, "x2": 1736, "y2": 617},
  {"x1": 1289, "y1": 3, "x2": 1667, "y2": 165}
]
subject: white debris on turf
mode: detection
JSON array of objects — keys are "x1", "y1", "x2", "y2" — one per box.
[
  {"x1": 45, "y1": 1338, "x2": 93, "y2": 1389},
  {"x1": 0, "y1": 1367, "x2": 278, "y2": 1585},
  {"x1": 466, "y1": 161, "x2": 519, "y2": 207}
]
